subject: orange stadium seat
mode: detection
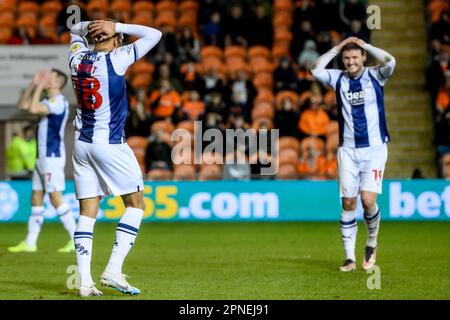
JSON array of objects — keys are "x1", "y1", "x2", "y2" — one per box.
[
  {"x1": 173, "y1": 164, "x2": 196, "y2": 181},
  {"x1": 200, "y1": 46, "x2": 222, "y2": 59},
  {"x1": 248, "y1": 46, "x2": 271, "y2": 60},
  {"x1": 178, "y1": 13, "x2": 197, "y2": 29},
  {"x1": 147, "y1": 169, "x2": 172, "y2": 181},
  {"x1": 131, "y1": 11, "x2": 154, "y2": 27},
  {"x1": 87, "y1": 1, "x2": 108, "y2": 14},
  {"x1": 301, "y1": 137, "x2": 325, "y2": 155},
  {"x1": 40, "y1": 1, "x2": 63, "y2": 16},
  {"x1": 254, "y1": 89, "x2": 275, "y2": 105},
  {"x1": 155, "y1": 13, "x2": 176, "y2": 29},
  {"x1": 224, "y1": 46, "x2": 246, "y2": 60},
  {"x1": 279, "y1": 148, "x2": 299, "y2": 167},
  {"x1": 111, "y1": 0, "x2": 132, "y2": 12},
  {"x1": 252, "y1": 72, "x2": 273, "y2": 90},
  {"x1": 59, "y1": 31, "x2": 71, "y2": 44},
  {"x1": 277, "y1": 164, "x2": 298, "y2": 180},
  {"x1": 133, "y1": 1, "x2": 154, "y2": 14},
  {"x1": 0, "y1": 12, "x2": 14, "y2": 29},
  {"x1": 250, "y1": 57, "x2": 274, "y2": 74},
  {"x1": 176, "y1": 120, "x2": 196, "y2": 134},
  {"x1": 276, "y1": 90, "x2": 299, "y2": 109},
  {"x1": 278, "y1": 136, "x2": 301, "y2": 153},
  {"x1": 0, "y1": 0, "x2": 15, "y2": 13},
  {"x1": 178, "y1": 0, "x2": 199, "y2": 13},
  {"x1": 273, "y1": 11, "x2": 293, "y2": 28},
  {"x1": 156, "y1": 0, "x2": 177, "y2": 13},
  {"x1": 17, "y1": 12, "x2": 38, "y2": 29},
  {"x1": 252, "y1": 101, "x2": 275, "y2": 121},
  {"x1": 0, "y1": 28, "x2": 12, "y2": 44},
  {"x1": 127, "y1": 136, "x2": 149, "y2": 150},
  {"x1": 198, "y1": 164, "x2": 222, "y2": 181},
  {"x1": 274, "y1": 0, "x2": 294, "y2": 12},
  {"x1": 151, "y1": 120, "x2": 175, "y2": 135},
  {"x1": 272, "y1": 44, "x2": 291, "y2": 61},
  {"x1": 130, "y1": 60, "x2": 155, "y2": 76},
  {"x1": 131, "y1": 73, "x2": 152, "y2": 89},
  {"x1": 226, "y1": 57, "x2": 250, "y2": 79},
  {"x1": 252, "y1": 117, "x2": 274, "y2": 130},
  {"x1": 18, "y1": 1, "x2": 39, "y2": 15}
]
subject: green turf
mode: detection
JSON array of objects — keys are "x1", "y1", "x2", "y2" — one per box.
[{"x1": 0, "y1": 221, "x2": 449, "y2": 300}]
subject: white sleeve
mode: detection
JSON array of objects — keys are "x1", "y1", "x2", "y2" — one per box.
[
  {"x1": 69, "y1": 21, "x2": 90, "y2": 63},
  {"x1": 110, "y1": 23, "x2": 162, "y2": 75},
  {"x1": 363, "y1": 43, "x2": 396, "y2": 85},
  {"x1": 311, "y1": 47, "x2": 342, "y2": 89},
  {"x1": 42, "y1": 96, "x2": 65, "y2": 114}
]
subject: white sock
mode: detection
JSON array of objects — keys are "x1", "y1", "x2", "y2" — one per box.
[
  {"x1": 364, "y1": 204, "x2": 380, "y2": 248},
  {"x1": 340, "y1": 209, "x2": 357, "y2": 261},
  {"x1": 74, "y1": 215, "x2": 96, "y2": 288},
  {"x1": 105, "y1": 207, "x2": 143, "y2": 275},
  {"x1": 25, "y1": 206, "x2": 45, "y2": 247},
  {"x1": 56, "y1": 203, "x2": 76, "y2": 240}
]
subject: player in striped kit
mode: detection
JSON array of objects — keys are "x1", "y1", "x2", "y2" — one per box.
[
  {"x1": 9, "y1": 69, "x2": 76, "y2": 254},
  {"x1": 311, "y1": 37, "x2": 396, "y2": 272},
  {"x1": 69, "y1": 20, "x2": 161, "y2": 296}
]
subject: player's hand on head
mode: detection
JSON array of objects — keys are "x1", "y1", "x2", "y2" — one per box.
[
  {"x1": 88, "y1": 20, "x2": 116, "y2": 42},
  {"x1": 353, "y1": 38, "x2": 367, "y2": 48},
  {"x1": 33, "y1": 70, "x2": 49, "y2": 86}
]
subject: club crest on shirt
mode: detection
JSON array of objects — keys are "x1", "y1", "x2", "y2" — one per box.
[{"x1": 346, "y1": 90, "x2": 365, "y2": 105}]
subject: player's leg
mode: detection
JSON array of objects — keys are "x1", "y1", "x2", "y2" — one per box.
[
  {"x1": 47, "y1": 158, "x2": 77, "y2": 252},
  {"x1": 93, "y1": 143, "x2": 145, "y2": 295},
  {"x1": 337, "y1": 147, "x2": 359, "y2": 272},
  {"x1": 48, "y1": 191, "x2": 76, "y2": 253},
  {"x1": 8, "y1": 164, "x2": 45, "y2": 252},
  {"x1": 75, "y1": 197, "x2": 102, "y2": 297},
  {"x1": 359, "y1": 143, "x2": 387, "y2": 270}
]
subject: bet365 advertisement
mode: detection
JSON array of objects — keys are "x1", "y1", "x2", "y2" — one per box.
[{"x1": 0, "y1": 180, "x2": 449, "y2": 222}]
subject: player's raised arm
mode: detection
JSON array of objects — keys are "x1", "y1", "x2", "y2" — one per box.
[
  {"x1": 69, "y1": 21, "x2": 90, "y2": 60},
  {"x1": 311, "y1": 37, "x2": 353, "y2": 88},
  {"x1": 358, "y1": 39, "x2": 396, "y2": 80},
  {"x1": 89, "y1": 20, "x2": 162, "y2": 74}
]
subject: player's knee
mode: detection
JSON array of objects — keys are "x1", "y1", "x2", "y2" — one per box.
[
  {"x1": 361, "y1": 198, "x2": 376, "y2": 212},
  {"x1": 342, "y1": 198, "x2": 357, "y2": 211},
  {"x1": 122, "y1": 192, "x2": 145, "y2": 211}
]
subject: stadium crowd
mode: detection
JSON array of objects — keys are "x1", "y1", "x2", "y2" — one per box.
[
  {"x1": 2, "y1": 0, "x2": 375, "y2": 180},
  {"x1": 426, "y1": 0, "x2": 450, "y2": 179}
]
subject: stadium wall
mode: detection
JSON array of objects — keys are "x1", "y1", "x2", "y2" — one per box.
[{"x1": 0, "y1": 180, "x2": 449, "y2": 222}]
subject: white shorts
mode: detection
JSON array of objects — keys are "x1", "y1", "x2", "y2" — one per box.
[
  {"x1": 73, "y1": 140, "x2": 144, "y2": 200},
  {"x1": 337, "y1": 143, "x2": 388, "y2": 198},
  {"x1": 32, "y1": 157, "x2": 66, "y2": 193}
]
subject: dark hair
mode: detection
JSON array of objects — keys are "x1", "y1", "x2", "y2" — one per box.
[
  {"x1": 341, "y1": 43, "x2": 366, "y2": 55},
  {"x1": 22, "y1": 125, "x2": 33, "y2": 134},
  {"x1": 51, "y1": 68, "x2": 68, "y2": 90}
]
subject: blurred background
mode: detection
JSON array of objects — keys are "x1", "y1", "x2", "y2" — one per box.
[{"x1": 0, "y1": 0, "x2": 448, "y2": 183}]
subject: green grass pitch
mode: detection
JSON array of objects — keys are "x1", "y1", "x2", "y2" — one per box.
[{"x1": 0, "y1": 221, "x2": 449, "y2": 300}]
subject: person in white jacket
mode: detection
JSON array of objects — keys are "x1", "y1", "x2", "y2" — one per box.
[
  {"x1": 69, "y1": 20, "x2": 161, "y2": 297},
  {"x1": 311, "y1": 37, "x2": 396, "y2": 272}
]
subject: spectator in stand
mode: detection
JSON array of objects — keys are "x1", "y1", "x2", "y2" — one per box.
[
  {"x1": 199, "y1": 0, "x2": 222, "y2": 31},
  {"x1": 293, "y1": 0, "x2": 317, "y2": 31},
  {"x1": 298, "y1": 95, "x2": 330, "y2": 140},
  {"x1": 317, "y1": 31, "x2": 333, "y2": 54},
  {"x1": 274, "y1": 56, "x2": 298, "y2": 93},
  {"x1": 298, "y1": 40, "x2": 320, "y2": 71},
  {"x1": 224, "y1": 4, "x2": 248, "y2": 46},
  {"x1": 8, "y1": 26, "x2": 30, "y2": 45},
  {"x1": 223, "y1": 146, "x2": 251, "y2": 180},
  {"x1": 151, "y1": 25, "x2": 179, "y2": 65},
  {"x1": 339, "y1": 0, "x2": 367, "y2": 32},
  {"x1": 325, "y1": 150, "x2": 338, "y2": 179},
  {"x1": 247, "y1": 4, "x2": 273, "y2": 48},
  {"x1": 147, "y1": 79, "x2": 182, "y2": 124},
  {"x1": 30, "y1": 24, "x2": 55, "y2": 45},
  {"x1": 126, "y1": 87, "x2": 149, "y2": 137},
  {"x1": 274, "y1": 95, "x2": 301, "y2": 138},
  {"x1": 180, "y1": 60, "x2": 204, "y2": 92},
  {"x1": 435, "y1": 105, "x2": 450, "y2": 156},
  {"x1": 345, "y1": 20, "x2": 369, "y2": 43},
  {"x1": 291, "y1": 20, "x2": 315, "y2": 60},
  {"x1": 297, "y1": 144, "x2": 326, "y2": 179},
  {"x1": 182, "y1": 90, "x2": 205, "y2": 120},
  {"x1": 227, "y1": 114, "x2": 249, "y2": 130},
  {"x1": 316, "y1": 0, "x2": 342, "y2": 32},
  {"x1": 229, "y1": 70, "x2": 256, "y2": 121},
  {"x1": 151, "y1": 63, "x2": 184, "y2": 93},
  {"x1": 201, "y1": 69, "x2": 228, "y2": 99},
  {"x1": 430, "y1": 11, "x2": 450, "y2": 48},
  {"x1": 177, "y1": 26, "x2": 200, "y2": 62},
  {"x1": 145, "y1": 129, "x2": 173, "y2": 172},
  {"x1": 441, "y1": 153, "x2": 450, "y2": 179},
  {"x1": 204, "y1": 92, "x2": 228, "y2": 123},
  {"x1": 426, "y1": 51, "x2": 447, "y2": 108},
  {"x1": 436, "y1": 74, "x2": 450, "y2": 113},
  {"x1": 202, "y1": 11, "x2": 224, "y2": 47}
]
